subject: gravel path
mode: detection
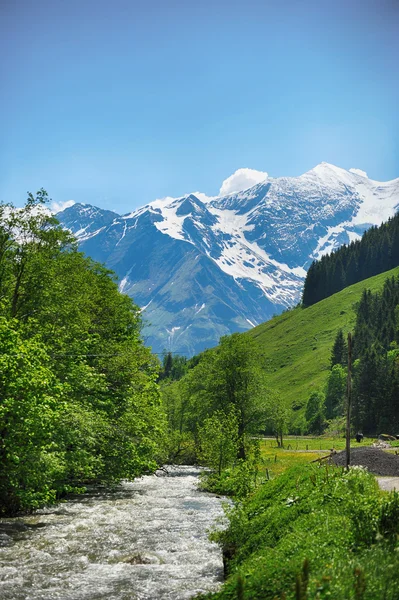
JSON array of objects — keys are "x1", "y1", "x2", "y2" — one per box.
[
  {"x1": 377, "y1": 477, "x2": 399, "y2": 492},
  {"x1": 331, "y1": 447, "x2": 399, "y2": 476}
]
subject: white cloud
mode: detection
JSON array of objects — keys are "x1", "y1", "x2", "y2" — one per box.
[
  {"x1": 219, "y1": 168, "x2": 268, "y2": 196},
  {"x1": 349, "y1": 168, "x2": 368, "y2": 178},
  {"x1": 51, "y1": 199, "x2": 76, "y2": 213},
  {"x1": 148, "y1": 168, "x2": 269, "y2": 209},
  {"x1": 151, "y1": 192, "x2": 217, "y2": 207},
  {"x1": 150, "y1": 196, "x2": 179, "y2": 209},
  {"x1": 192, "y1": 191, "x2": 216, "y2": 203}
]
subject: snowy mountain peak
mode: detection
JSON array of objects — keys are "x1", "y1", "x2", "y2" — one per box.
[
  {"x1": 301, "y1": 162, "x2": 356, "y2": 185},
  {"x1": 349, "y1": 168, "x2": 368, "y2": 179},
  {"x1": 57, "y1": 162, "x2": 399, "y2": 355},
  {"x1": 175, "y1": 194, "x2": 205, "y2": 215}
]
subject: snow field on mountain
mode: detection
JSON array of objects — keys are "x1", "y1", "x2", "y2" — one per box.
[{"x1": 57, "y1": 162, "x2": 399, "y2": 354}]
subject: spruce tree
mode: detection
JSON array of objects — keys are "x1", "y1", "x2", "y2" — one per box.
[{"x1": 330, "y1": 329, "x2": 347, "y2": 368}]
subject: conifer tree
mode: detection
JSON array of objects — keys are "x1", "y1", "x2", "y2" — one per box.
[{"x1": 330, "y1": 329, "x2": 347, "y2": 368}]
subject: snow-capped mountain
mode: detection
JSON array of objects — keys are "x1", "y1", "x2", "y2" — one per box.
[{"x1": 57, "y1": 163, "x2": 399, "y2": 356}]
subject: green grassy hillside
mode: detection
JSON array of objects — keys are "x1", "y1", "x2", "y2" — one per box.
[{"x1": 248, "y1": 266, "x2": 399, "y2": 407}]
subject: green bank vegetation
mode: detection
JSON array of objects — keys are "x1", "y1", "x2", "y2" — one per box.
[
  {"x1": 0, "y1": 192, "x2": 165, "y2": 515},
  {"x1": 202, "y1": 464, "x2": 399, "y2": 600}
]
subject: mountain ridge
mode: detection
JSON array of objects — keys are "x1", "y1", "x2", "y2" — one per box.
[{"x1": 57, "y1": 163, "x2": 399, "y2": 355}]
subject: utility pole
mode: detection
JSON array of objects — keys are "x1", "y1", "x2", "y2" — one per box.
[{"x1": 346, "y1": 332, "x2": 352, "y2": 470}]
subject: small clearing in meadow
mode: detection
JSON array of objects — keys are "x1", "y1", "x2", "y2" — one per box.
[{"x1": 331, "y1": 447, "x2": 399, "y2": 476}]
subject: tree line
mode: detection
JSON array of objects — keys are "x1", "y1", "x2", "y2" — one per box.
[
  {"x1": 351, "y1": 276, "x2": 399, "y2": 434},
  {"x1": 320, "y1": 275, "x2": 399, "y2": 436},
  {"x1": 161, "y1": 333, "x2": 292, "y2": 495},
  {"x1": 0, "y1": 191, "x2": 165, "y2": 515},
  {"x1": 302, "y1": 213, "x2": 399, "y2": 306}
]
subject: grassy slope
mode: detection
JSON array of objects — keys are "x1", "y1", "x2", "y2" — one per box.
[
  {"x1": 247, "y1": 266, "x2": 399, "y2": 407},
  {"x1": 205, "y1": 464, "x2": 399, "y2": 600}
]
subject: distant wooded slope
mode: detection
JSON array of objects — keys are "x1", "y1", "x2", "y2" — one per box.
[
  {"x1": 247, "y1": 266, "x2": 399, "y2": 409},
  {"x1": 303, "y1": 213, "x2": 399, "y2": 306}
]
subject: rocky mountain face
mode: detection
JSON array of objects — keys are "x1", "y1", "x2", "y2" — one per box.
[{"x1": 57, "y1": 163, "x2": 399, "y2": 356}]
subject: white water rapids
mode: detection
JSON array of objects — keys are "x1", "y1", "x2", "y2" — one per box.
[{"x1": 0, "y1": 466, "x2": 225, "y2": 599}]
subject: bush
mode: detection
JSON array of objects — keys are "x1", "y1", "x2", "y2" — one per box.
[{"x1": 200, "y1": 438, "x2": 262, "y2": 499}]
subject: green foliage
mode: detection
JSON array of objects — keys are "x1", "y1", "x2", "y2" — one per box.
[
  {"x1": 0, "y1": 189, "x2": 75, "y2": 321},
  {"x1": 302, "y1": 212, "x2": 399, "y2": 306},
  {"x1": 162, "y1": 332, "x2": 275, "y2": 474},
  {"x1": 265, "y1": 391, "x2": 290, "y2": 446},
  {"x1": 322, "y1": 274, "x2": 399, "y2": 435},
  {"x1": 0, "y1": 318, "x2": 62, "y2": 513},
  {"x1": 325, "y1": 364, "x2": 347, "y2": 420},
  {"x1": 201, "y1": 439, "x2": 262, "y2": 499},
  {"x1": 0, "y1": 192, "x2": 166, "y2": 514},
  {"x1": 331, "y1": 328, "x2": 348, "y2": 368},
  {"x1": 162, "y1": 333, "x2": 280, "y2": 497},
  {"x1": 161, "y1": 380, "x2": 197, "y2": 462},
  {"x1": 206, "y1": 334, "x2": 271, "y2": 459},
  {"x1": 203, "y1": 465, "x2": 399, "y2": 599},
  {"x1": 305, "y1": 391, "x2": 326, "y2": 434},
  {"x1": 198, "y1": 409, "x2": 238, "y2": 475},
  {"x1": 159, "y1": 352, "x2": 188, "y2": 381}
]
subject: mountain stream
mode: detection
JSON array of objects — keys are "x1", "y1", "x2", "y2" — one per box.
[{"x1": 0, "y1": 466, "x2": 225, "y2": 599}]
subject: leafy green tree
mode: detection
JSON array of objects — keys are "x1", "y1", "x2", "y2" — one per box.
[
  {"x1": 0, "y1": 318, "x2": 63, "y2": 514},
  {"x1": 162, "y1": 334, "x2": 273, "y2": 462},
  {"x1": 198, "y1": 409, "x2": 239, "y2": 475},
  {"x1": 265, "y1": 391, "x2": 290, "y2": 447},
  {"x1": 0, "y1": 190, "x2": 74, "y2": 321},
  {"x1": 185, "y1": 334, "x2": 270, "y2": 459}
]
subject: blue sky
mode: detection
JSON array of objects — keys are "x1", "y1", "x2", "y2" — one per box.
[{"x1": 1, "y1": 0, "x2": 398, "y2": 214}]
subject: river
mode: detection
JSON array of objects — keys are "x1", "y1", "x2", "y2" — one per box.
[{"x1": 0, "y1": 466, "x2": 225, "y2": 600}]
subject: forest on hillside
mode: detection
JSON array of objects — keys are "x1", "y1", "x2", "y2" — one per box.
[
  {"x1": 325, "y1": 275, "x2": 399, "y2": 436},
  {"x1": 302, "y1": 213, "x2": 399, "y2": 306}
]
